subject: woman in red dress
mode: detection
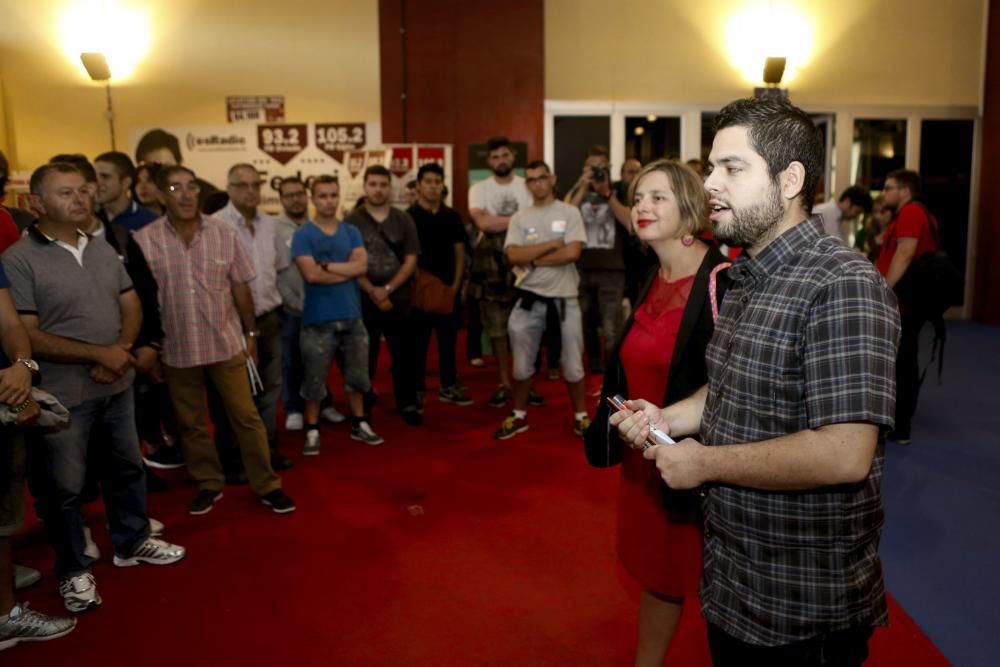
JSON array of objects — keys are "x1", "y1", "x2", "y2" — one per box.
[{"x1": 585, "y1": 160, "x2": 730, "y2": 665}]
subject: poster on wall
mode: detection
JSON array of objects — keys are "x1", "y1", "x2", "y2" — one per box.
[
  {"x1": 128, "y1": 122, "x2": 452, "y2": 215},
  {"x1": 226, "y1": 95, "x2": 286, "y2": 123}
]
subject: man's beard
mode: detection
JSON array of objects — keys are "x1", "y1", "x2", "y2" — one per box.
[
  {"x1": 713, "y1": 183, "x2": 783, "y2": 248},
  {"x1": 492, "y1": 164, "x2": 512, "y2": 178}
]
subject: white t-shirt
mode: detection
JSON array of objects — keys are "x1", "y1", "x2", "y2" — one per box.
[
  {"x1": 468, "y1": 176, "x2": 533, "y2": 218},
  {"x1": 812, "y1": 200, "x2": 844, "y2": 240},
  {"x1": 505, "y1": 200, "x2": 586, "y2": 298}
]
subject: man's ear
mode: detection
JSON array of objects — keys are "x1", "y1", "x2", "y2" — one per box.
[
  {"x1": 28, "y1": 194, "x2": 45, "y2": 218},
  {"x1": 779, "y1": 161, "x2": 806, "y2": 202}
]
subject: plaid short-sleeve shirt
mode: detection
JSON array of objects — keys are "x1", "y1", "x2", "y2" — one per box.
[
  {"x1": 134, "y1": 215, "x2": 256, "y2": 369},
  {"x1": 700, "y1": 217, "x2": 900, "y2": 646}
]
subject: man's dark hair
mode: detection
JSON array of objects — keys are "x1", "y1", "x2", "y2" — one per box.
[
  {"x1": 839, "y1": 185, "x2": 873, "y2": 213},
  {"x1": 95, "y1": 151, "x2": 137, "y2": 183},
  {"x1": 587, "y1": 145, "x2": 610, "y2": 158},
  {"x1": 279, "y1": 176, "x2": 306, "y2": 194},
  {"x1": 486, "y1": 136, "x2": 512, "y2": 153},
  {"x1": 885, "y1": 169, "x2": 922, "y2": 199},
  {"x1": 30, "y1": 162, "x2": 83, "y2": 195},
  {"x1": 525, "y1": 159, "x2": 551, "y2": 173},
  {"x1": 406, "y1": 179, "x2": 417, "y2": 188},
  {"x1": 363, "y1": 165, "x2": 391, "y2": 182},
  {"x1": 0, "y1": 149, "x2": 8, "y2": 193},
  {"x1": 417, "y1": 163, "x2": 444, "y2": 181},
  {"x1": 49, "y1": 153, "x2": 97, "y2": 183},
  {"x1": 135, "y1": 129, "x2": 182, "y2": 164},
  {"x1": 310, "y1": 174, "x2": 340, "y2": 194},
  {"x1": 154, "y1": 165, "x2": 197, "y2": 192},
  {"x1": 714, "y1": 97, "x2": 825, "y2": 213}
]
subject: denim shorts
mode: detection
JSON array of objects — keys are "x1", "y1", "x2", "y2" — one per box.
[
  {"x1": 508, "y1": 296, "x2": 584, "y2": 383},
  {"x1": 300, "y1": 318, "x2": 371, "y2": 400},
  {"x1": 479, "y1": 299, "x2": 513, "y2": 339}
]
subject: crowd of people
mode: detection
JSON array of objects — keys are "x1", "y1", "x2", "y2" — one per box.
[{"x1": 0, "y1": 95, "x2": 947, "y2": 665}]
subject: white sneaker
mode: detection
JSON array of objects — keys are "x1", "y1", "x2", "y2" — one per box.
[
  {"x1": 113, "y1": 537, "x2": 186, "y2": 568},
  {"x1": 350, "y1": 420, "x2": 384, "y2": 446},
  {"x1": 82, "y1": 526, "x2": 100, "y2": 561},
  {"x1": 303, "y1": 429, "x2": 321, "y2": 456},
  {"x1": 321, "y1": 406, "x2": 346, "y2": 423},
  {"x1": 149, "y1": 517, "x2": 165, "y2": 536},
  {"x1": 285, "y1": 412, "x2": 304, "y2": 431},
  {"x1": 58, "y1": 573, "x2": 101, "y2": 613}
]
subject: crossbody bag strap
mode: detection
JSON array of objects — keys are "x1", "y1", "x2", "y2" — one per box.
[{"x1": 709, "y1": 262, "x2": 732, "y2": 323}]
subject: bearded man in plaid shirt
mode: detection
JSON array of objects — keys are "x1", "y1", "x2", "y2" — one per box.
[{"x1": 612, "y1": 98, "x2": 900, "y2": 666}]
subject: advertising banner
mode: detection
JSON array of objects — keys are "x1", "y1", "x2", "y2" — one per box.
[{"x1": 129, "y1": 123, "x2": 451, "y2": 214}]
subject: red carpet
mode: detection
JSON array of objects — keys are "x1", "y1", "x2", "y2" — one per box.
[{"x1": 6, "y1": 345, "x2": 949, "y2": 665}]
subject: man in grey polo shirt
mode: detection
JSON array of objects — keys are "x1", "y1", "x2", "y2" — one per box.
[{"x1": 3, "y1": 163, "x2": 185, "y2": 614}]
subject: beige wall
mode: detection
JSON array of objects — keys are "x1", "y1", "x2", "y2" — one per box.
[
  {"x1": 0, "y1": 0, "x2": 381, "y2": 172},
  {"x1": 546, "y1": 0, "x2": 987, "y2": 108}
]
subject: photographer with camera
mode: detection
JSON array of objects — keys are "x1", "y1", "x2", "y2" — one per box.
[{"x1": 566, "y1": 146, "x2": 631, "y2": 376}]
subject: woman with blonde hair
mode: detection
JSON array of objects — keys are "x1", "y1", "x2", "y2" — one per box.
[{"x1": 585, "y1": 159, "x2": 731, "y2": 665}]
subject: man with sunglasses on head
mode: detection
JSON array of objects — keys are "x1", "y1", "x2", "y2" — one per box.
[{"x1": 133, "y1": 165, "x2": 295, "y2": 516}]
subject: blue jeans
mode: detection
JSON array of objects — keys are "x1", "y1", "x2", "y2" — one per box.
[
  {"x1": 280, "y1": 310, "x2": 305, "y2": 414},
  {"x1": 34, "y1": 389, "x2": 149, "y2": 578}
]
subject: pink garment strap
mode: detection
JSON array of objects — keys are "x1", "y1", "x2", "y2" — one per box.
[{"x1": 709, "y1": 263, "x2": 732, "y2": 323}]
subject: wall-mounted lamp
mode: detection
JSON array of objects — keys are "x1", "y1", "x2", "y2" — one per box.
[
  {"x1": 762, "y1": 57, "x2": 786, "y2": 86},
  {"x1": 80, "y1": 52, "x2": 116, "y2": 149}
]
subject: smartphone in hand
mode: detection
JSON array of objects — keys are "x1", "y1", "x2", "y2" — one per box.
[{"x1": 605, "y1": 394, "x2": 676, "y2": 447}]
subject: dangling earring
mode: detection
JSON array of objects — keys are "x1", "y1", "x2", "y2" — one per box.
[{"x1": 681, "y1": 234, "x2": 695, "y2": 247}]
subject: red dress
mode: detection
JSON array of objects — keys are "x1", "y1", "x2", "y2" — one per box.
[{"x1": 616, "y1": 272, "x2": 703, "y2": 598}]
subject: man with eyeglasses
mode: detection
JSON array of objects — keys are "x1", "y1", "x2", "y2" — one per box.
[
  {"x1": 133, "y1": 165, "x2": 295, "y2": 516},
  {"x1": 212, "y1": 164, "x2": 292, "y2": 474}
]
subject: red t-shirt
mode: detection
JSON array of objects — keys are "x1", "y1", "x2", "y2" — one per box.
[
  {"x1": 876, "y1": 201, "x2": 938, "y2": 277},
  {"x1": 0, "y1": 208, "x2": 21, "y2": 255}
]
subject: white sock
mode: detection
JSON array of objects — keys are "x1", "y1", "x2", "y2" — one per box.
[
  {"x1": 513, "y1": 409, "x2": 527, "y2": 420},
  {"x1": 574, "y1": 411, "x2": 588, "y2": 420}
]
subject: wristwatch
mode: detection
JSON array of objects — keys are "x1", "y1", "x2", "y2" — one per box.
[{"x1": 16, "y1": 358, "x2": 39, "y2": 373}]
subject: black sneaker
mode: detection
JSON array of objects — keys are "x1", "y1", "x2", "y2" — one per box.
[
  {"x1": 493, "y1": 414, "x2": 529, "y2": 440},
  {"x1": 261, "y1": 489, "x2": 296, "y2": 514},
  {"x1": 528, "y1": 388, "x2": 545, "y2": 407},
  {"x1": 487, "y1": 385, "x2": 511, "y2": 408},
  {"x1": 271, "y1": 453, "x2": 294, "y2": 471},
  {"x1": 143, "y1": 445, "x2": 184, "y2": 470},
  {"x1": 887, "y1": 430, "x2": 912, "y2": 445},
  {"x1": 189, "y1": 489, "x2": 223, "y2": 516},
  {"x1": 439, "y1": 384, "x2": 474, "y2": 406},
  {"x1": 400, "y1": 407, "x2": 423, "y2": 426}
]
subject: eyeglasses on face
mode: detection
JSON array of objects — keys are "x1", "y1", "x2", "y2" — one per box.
[
  {"x1": 167, "y1": 182, "x2": 201, "y2": 195},
  {"x1": 229, "y1": 180, "x2": 263, "y2": 190}
]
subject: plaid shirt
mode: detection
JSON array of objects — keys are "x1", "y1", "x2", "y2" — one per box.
[
  {"x1": 134, "y1": 215, "x2": 256, "y2": 369},
  {"x1": 701, "y1": 217, "x2": 900, "y2": 646}
]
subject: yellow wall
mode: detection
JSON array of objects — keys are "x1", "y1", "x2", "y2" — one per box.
[
  {"x1": 0, "y1": 0, "x2": 381, "y2": 172},
  {"x1": 546, "y1": 0, "x2": 987, "y2": 108}
]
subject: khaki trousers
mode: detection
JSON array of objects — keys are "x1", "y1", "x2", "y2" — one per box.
[{"x1": 164, "y1": 353, "x2": 281, "y2": 496}]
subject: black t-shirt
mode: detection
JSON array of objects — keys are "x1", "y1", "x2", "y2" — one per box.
[
  {"x1": 344, "y1": 206, "x2": 421, "y2": 288},
  {"x1": 407, "y1": 203, "x2": 466, "y2": 285}
]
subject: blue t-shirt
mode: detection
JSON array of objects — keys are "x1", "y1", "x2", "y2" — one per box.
[{"x1": 291, "y1": 221, "x2": 364, "y2": 326}]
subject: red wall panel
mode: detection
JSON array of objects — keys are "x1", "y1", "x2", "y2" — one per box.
[
  {"x1": 379, "y1": 0, "x2": 545, "y2": 218},
  {"x1": 974, "y1": 0, "x2": 1000, "y2": 323}
]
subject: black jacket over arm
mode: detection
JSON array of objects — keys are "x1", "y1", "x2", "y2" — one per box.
[{"x1": 584, "y1": 247, "x2": 731, "y2": 468}]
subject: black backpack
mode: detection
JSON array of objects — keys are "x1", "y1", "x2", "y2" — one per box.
[{"x1": 889, "y1": 203, "x2": 964, "y2": 384}]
